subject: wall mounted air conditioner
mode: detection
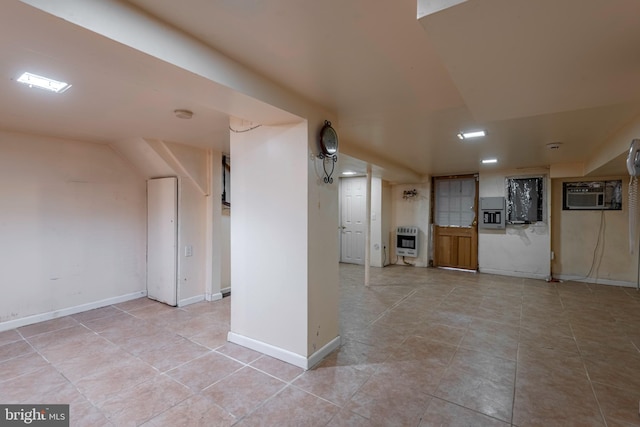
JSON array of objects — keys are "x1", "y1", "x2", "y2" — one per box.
[{"x1": 564, "y1": 186, "x2": 605, "y2": 209}]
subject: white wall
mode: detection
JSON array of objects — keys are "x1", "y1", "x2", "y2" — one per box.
[
  {"x1": 478, "y1": 169, "x2": 551, "y2": 279},
  {"x1": 0, "y1": 131, "x2": 146, "y2": 326},
  {"x1": 221, "y1": 213, "x2": 231, "y2": 290},
  {"x1": 230, "y1": 123, "x2": 310, "y2": 356},
  {"x1": 370, "y1": 177, "x2": 384, "y2": 267},
  {"x1": 390, "y1": 182, "x2": 431, "y2": 267},
  {"x1": 307, "y1": 119, "x2": 340, "y2": 357},
  {"x1": 552, "y1": 176, "x2": 636, "y2": 286},
  {"x1": 230, "y1": 119, "x2": 340, "y2": 365},
  {"x1": 177, "y1": 177, "x2": 207, "y2": 304},
  {"x1": 381, "y1": 180, "x2": 392, "y2": 266}
]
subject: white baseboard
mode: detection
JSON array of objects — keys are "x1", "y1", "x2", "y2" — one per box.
[
  {"x1": 0, "y1": 290, "x2": 146, "y2": 333},
  {"x1": 479, "y1": 267, "x2": 549, "y2": 281},
  {"x1": 227, "y1": 332, "x2": 341, "y2": 370},
  {"x1": 178, "y1": 294, "x2": 205, "y2": 307},
  {"x1": 555, "y1": 275, "x2": 638, "y2": 288},
  {"x1": 205, "y1": 292, "x2": 223, "y2": 302},
  {"x1": 307, "y1": 336, "x2": 342, "y2": 369}
]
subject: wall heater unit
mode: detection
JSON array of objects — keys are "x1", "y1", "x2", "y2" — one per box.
[{"x1": 396, "y1": 226, "x2": 419, "y2": 257}]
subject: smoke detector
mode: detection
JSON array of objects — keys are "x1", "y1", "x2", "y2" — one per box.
[{"x1": 174, "y1": 109, "x2": 194, "y2": 119}]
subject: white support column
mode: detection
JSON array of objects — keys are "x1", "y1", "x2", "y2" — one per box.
[
  {"x1": 228, "y1": 121, "x2": 340, "y2": 370},
  {"x1": 365, "y1": 165, "x2": 372, "y2": 287},
  {"x1": 207, "y1": 149, "x2": 223, "y2": 301}
]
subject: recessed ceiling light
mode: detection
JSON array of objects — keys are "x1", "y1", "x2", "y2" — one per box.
[
  {"x1": 482, "y1": 158, "x2": 498, "y2": 164},
  {"x1": 342, "y1": 171, "x2": 358, "y2": 176},
  {"x1": 17, "y1": 72, "x2": 71, "y2": 93},
  {"x1": 457, "y1": 130, "x2": 486, "y2": 140}
]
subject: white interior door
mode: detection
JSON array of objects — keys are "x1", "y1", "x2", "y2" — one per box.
[
  {"x1": 147, "y1": 177, "x2": 178, "y2": 306},
  {"x1": 340, "y1": 177, "x2": 366, "y2": 264}
]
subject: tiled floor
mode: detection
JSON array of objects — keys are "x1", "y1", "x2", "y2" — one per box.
[{"x1": 1, "y1": 264, "x2": 640, "y2": 426}]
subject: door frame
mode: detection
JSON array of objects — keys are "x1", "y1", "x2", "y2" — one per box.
[
  {"x1": 339, "y1": 176, "x2": 367, "y2": 265},
  {"x1": 431, "y1": 174, "x2": 479, "y2": 270}
]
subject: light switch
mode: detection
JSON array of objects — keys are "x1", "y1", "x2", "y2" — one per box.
[{"x1": 185, "y1": 245, "x2": 193, "y2": 257}]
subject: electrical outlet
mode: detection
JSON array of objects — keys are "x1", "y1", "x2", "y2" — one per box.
[{"x1": 185, "y1": 245, "x2": 193, "y2": 257}]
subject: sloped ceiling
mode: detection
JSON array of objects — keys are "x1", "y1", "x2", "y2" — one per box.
[{"x1": 6, "y1": 0, "x2": 640, "y2": 181}]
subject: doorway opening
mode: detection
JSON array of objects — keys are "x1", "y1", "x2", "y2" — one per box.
[{"x1": 432, "y1": 175, "x2": 479, "y2": 271}]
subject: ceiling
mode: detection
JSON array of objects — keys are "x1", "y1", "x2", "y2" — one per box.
[{"x1": 4, "y1": 0, "x2": 640, "y2": 181}]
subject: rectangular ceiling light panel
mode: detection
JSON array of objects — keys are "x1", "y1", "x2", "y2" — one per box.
[
  {"x1": 457, "y1": 130, "x2": 486, "y2": 140},
  {"x1": 17, "y1": 72, "x2": 71, "y2": 93}
]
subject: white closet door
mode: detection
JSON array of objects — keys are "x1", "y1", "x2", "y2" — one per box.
[
  {"x1": 147, "y1": 177, "x2": 178, "y2": 306},
  {"x1": 340, "y1": 177, "x2": 366, "y2": 264}
]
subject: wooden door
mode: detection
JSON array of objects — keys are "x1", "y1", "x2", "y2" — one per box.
[
  {"x1": 340, "y1": 177, "x2": 366, "y2": 264},
  {"x1": 433, "y1": 176, "x2": 478, "y2": 270}
]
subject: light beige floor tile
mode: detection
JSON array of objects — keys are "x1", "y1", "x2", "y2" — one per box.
[
  {"x1": 250, "y1": 355, "x2": 305, "y2": 383},
  {"x1": 0, "y1": 330, "x2": 23, "y2": 346},
  {"x1": 435, "y1": 368, "x2": 514, "y2": 422},
  {"x1": 70, "y1": 399, "x2": 113, "y2": 427},
  {"x1": 215, "y1": 342, "x2": 263, "y2": 364},
  {"x1": 459, "y1": 328, "x2": 519, "y2": 361},
  {"x1": 408, "y1": 322, "x2": 467, "y2": 346},
  {"x1": 346, "y1": 385, "x2": 431, "y2": 425},
  {"x1": 513, "y1": 380, "x2": 605, "y2": 426},
  {"x1": 71, "y1": 306, "x2": 123, "y2": 324},
  {"x1": 114, "y1": 297, "x2": 162, "y2": 312},
  {"x1": 143, "y1": 395, "x2": 236, "y2": 427},
  {"x1": 74, "y1": 357, "x2": 159, "y2": 404},
  {"x1": 166, "y1": 351, "x2": 243, "y2": 391},
  {"x1": 4, "y1": 266, "x2": 640, "y2": 425},
  {"x1": 326, "y1": 408, "x2": 371, "y2": 426},
  {"x1": 0, "y1": 339, "x2": 34, "y2": 362},
  {"x1": 189, "y1": 327, "x2": 229, "y2": 350},
  {"x1": 0, "y1": 365, "x2": 86, "y2": 405},
  {"x1": 97, "y1": 375, "x2": 192, "y2": 426},
  {"x1": 0, "y1": 351, "x2": 50, "y2": 383},
  {"x1": 25, "y1": 324, "x2": 94, "y2": 352},
  {"x1": 17, "y1": 316, "x2": 78, "y2": 338},
  {"x1": 292, "y1": 360, "x2": 371, "y2": 406},
  {"x1": 420, "y1": 398, "x2": 510, "y2": 427},
  {"x1": 135, "y1": 336, "x2": 210, "y2": 372},
  {"x1": 203, "y1": 366, "x2": 286, "y2": 418},
  {"x1": 234, "y1": 386, "x2": 339, "y2": 426},
  {"x1": 361, "y1": 359, "x2": 447, "y2": 396},
  {"x1": 592, "y1": 382, "x2": 640, "y2": 426}
]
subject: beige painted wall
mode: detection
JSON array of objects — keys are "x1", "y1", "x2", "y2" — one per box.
[
  {"x1": 478, "y1": 169, "x2": 551, "y2": 279},
  {"x1": 230, "y1": 122, "x2": 311, "y2": 357},
  {"x1": 230, "y1": 119, "x2": 340, "y2": 364},
  {"x1": 177, "y1": 176, "x2": 207, "y2": 303},
  {"x1": 0, "y1": 131, "x2": 146, "y2": 326},
  {"x1": 390, "y1": 182, "x2": 431, "y2": 267},
  {"x1": 551, "y1": 175, "x2": 637, "y2": 285}
]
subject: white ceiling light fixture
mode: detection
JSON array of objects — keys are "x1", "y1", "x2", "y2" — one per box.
[
  {"x1": 481, "y1": 158, "x2": 498, "y2": 164},
  {"x1": 17, "y1": 72, "x2": 71, "y2": 93},
  {"x1": 174, "y1": 109, "x2": 194, "y2": 119},
  {"x1": 457, "y1": 130, "x2": 486, "y2": 140},
  {"x1": 342, "y1": 171, "x2": 358, "y2": 176}
]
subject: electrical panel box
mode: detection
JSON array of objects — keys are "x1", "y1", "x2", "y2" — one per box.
[{"x1": 479, "y1": 197, "x2": 505, "y2": 229}]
